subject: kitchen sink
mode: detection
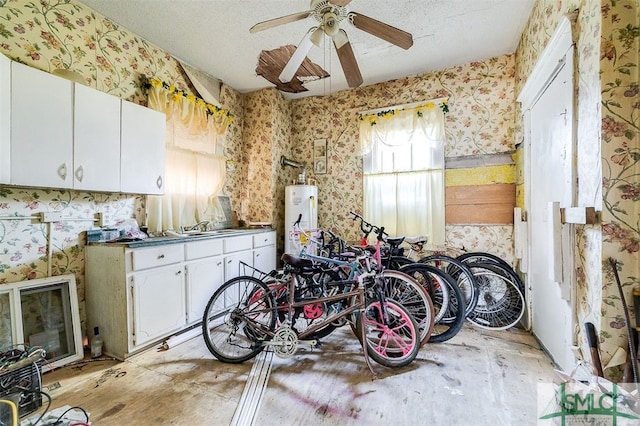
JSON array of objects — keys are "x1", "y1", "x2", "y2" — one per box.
[{"x1": 166, "y1": 229, "x2": 244, "y2": 238}]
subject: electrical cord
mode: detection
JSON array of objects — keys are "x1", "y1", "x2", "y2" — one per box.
[
  {"x1": 45, "y1": 405, "x2": 89, "y2": 426},
  {"x1": 18, "y1": 388, "x2": 89, "y2": 425},
  {"x1": 17, "y1": 387, "x2": 52, "y2": 425}
]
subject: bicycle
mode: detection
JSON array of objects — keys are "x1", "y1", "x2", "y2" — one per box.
[
  {"x1": 351, "y1": 214, "x2": 466, "y2": 343},
  {"x1": 201, "y1": 222, "x2": 423, "y2": 374},
  {"x1": 295, "y1": 213, "x2": 435, "y2": 347}
]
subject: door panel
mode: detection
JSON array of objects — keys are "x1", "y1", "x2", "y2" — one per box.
[{"x1": 529, "y1": 57, "x2": 575, "y2": 371}]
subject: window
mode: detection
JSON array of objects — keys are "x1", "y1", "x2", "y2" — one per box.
[
  {"x1": 0, "y1": 274, "x2": 83, "y2": 372},
  {"x1": 359, "y1": 103, "x2": 446, "y2": 245},
  {"x1": 146, "y1": 79, "x2": 232, "y2": 232}
]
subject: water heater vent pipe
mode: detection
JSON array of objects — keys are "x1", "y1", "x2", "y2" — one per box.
[{"x1": 280, "y1": 156, "x2": 303, "y2": 168}]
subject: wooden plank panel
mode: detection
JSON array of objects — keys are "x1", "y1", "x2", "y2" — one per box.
[
  {"x1": 446, "y1": 183, "x2": 515, "y2": 205},
  {"x1": 445, "y1": 183, "x2": 515, "y2": 224}
]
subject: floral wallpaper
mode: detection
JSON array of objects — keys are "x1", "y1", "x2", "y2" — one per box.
[
  {"x1": 242, "y1": 88, "x2": 295, "y2": 254},
  {"x1": 599, "y1": 0, "x2": 640, "y2": 375},
  {"x1": 285, "y1": 55, "x2": 518, "y2": 256}
]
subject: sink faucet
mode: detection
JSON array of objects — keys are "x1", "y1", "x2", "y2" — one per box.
[{"x1": 182, "y1": 221, "x2": 210, "y2": 232}]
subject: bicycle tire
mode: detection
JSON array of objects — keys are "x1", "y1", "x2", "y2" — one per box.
[
  {"x1": 397, "y1": 264, "x2": 450, "y2": 323},
  {"x1": 384, "y1": 255, "x2": 414, "y2": 270},
  {"x1": 465, "y1": 262, "x2": 525, "y2": 330},
  {"x1": 368, "y1": 270, "x2": 435, "y2": 346},
  {"x1": 456, "y1": 251, "x2": 525, "y2": 294},
  {"x1": 356, "y1": 299, "x2": 420, "y2": 368},
  {"x1": 400, "y1": 263, "x2": 466, "y2": 343},
  {"x1": 202, "y1": 276, "x2": 277, "y2": 363},
  {"x1": 419, "y1": 254, "x2": 479, "y2": 318}
]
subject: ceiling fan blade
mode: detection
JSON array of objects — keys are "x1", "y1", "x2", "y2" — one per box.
[
  {"x1": 350, "y1": 12, "x2": 413, "y2": 50},
  {"x1": 332, "y1": 29, "x2": 363, "y2": 88},
  {"x1": 250, "y1": 10, "x2": 312, "y2": 33},
  {"x1": 330, "y1": 0, "x2": 353, "y2": 6},
  {"x1": 279, "y1": 29, "x2": 316, "y2": 83}
]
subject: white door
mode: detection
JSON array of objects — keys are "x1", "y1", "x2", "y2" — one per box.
[
  {"x1": 528, "y1": 54, "x2": 575, "y2": 371},
  {"x1": 74, "y1": 83, "x2": 121, "y2": 191},
  {"x1": 11, "y1": 62, "x2": 73, "y2": 187},
  {"x1": 120, "y1": 100, "x2": 166, "y2": 194},
  {"x1": 185, "y1": 256, "x2": 224, "y2": 325},
  {"x1": 131, "y1": 266, "x2": 186, "y2": 347}
]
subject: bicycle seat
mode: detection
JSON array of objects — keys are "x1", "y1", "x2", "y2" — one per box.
[
  {"x1": 386, "y1": 237, "x2": 405, "y2": 247},
  {"x1": 281, "y1": 253, "x2": 314, "y2": 268},
  {"x1": 404, "y1": 235, "x2": 428, "y2": 245}
]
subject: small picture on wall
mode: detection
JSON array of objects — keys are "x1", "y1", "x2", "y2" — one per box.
[{"x1": 314, "y1": 138, "x2": 327, "y2": 174}]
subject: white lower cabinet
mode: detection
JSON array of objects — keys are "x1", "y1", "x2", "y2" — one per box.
[
  {"x1": 85, "y1": 230, "x2": 275, "y2": 360},
  {"x1": 253, "y1": 232, "x2": 277, "y2": 274},
  {"x1": 131, "y1": 265, "x2": 186, "y2": 347}
]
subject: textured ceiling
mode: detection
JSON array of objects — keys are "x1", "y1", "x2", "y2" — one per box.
[{"x1": 79, "y1": 0, "x2": 535, "y2": 100}]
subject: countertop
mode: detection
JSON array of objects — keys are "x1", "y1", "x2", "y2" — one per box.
[{"x1": 88, "y1": 227, "x2": 275, "y2": 248}]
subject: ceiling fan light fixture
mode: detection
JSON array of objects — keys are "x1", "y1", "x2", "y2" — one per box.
[
  {"x1": 323, "y1": 12, "x2": 340, "y2": 37},
  {"x1": 310, "y1": 26, "x2": 324, "y2": 47}
]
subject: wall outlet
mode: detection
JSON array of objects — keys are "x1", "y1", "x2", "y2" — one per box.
[
  {"x1": 40, "y1": 212, "x2": 63, "y2": 222},
  {"x1": 94, "y1": 212, "x2": 104, "y2": 227}
]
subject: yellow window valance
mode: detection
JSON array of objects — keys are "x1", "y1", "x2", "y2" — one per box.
[
  {"x1": 146, "y1": 78, "x2": 233, "y2": 135},
  {"x1": 358, "y1": 100, "x2": 448, "y2": 126}
]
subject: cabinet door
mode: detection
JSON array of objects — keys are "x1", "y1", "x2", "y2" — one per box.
[
  {"x1": 73, "y1": 84, "x2": 121, "y2": 191},
  {"x1": 11, "y1": 62, "x2": 73, "y2": 187},
  {"x1": 131, "y1": 265, "x2": 186, "y2": 348},
  {"x1": 0, "y1": 54, "x2": 9, "y2": 184},
  {"x1": 224, "y1": 251, "x2": 254, "y2": 281},
  {"x1": 120, "y1": 100, "x2": 166, "y2": 195},
  {"x1": 185, "y1": 256, "x2": 224, "y2": 325},
  {"x1": 253, "y1": 246, "x2": 276, "y2": 275}
]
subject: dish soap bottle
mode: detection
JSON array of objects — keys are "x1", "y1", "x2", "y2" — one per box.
[{"x1": 91, "y1": 326, "x2": 103, "y2": 358}]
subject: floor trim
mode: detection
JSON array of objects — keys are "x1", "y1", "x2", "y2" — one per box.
[{"x1": 230, "y1": 349, "x2": 274, "y2": 426}]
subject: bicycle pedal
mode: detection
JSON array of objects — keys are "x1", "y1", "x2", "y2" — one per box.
[{"x1": 298, "y1": 338, "x2": 318, "y2": 348}]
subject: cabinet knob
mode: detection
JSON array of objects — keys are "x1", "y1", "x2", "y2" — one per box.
[
  {"x1": 156, "y1": 175, "x2": 163, "y2": 189},
  {"x1": 57, "y1": 163, "x2": 67, "y2": 180},
  {"x1": 158, "y1": 254, "x2": 165, "y2": 259},
  {"x1": 176, "y1": 270, "x2": 182, "y2": 276},
  {"x1": 75, "y1": 165, "x2": 84, "y2": 182}
]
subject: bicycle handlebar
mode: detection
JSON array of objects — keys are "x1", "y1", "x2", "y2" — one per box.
[{"x1": 349, "y1": 211, "x2": 387, "y2": 242}]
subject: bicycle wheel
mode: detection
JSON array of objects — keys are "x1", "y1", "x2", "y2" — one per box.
[
  {"x1": 456, "y1": 251, "x2": 525, "y2": 293},
  {"x1": 356, "y1": 299, "x2": 420, "y2": 368},
  {"x1": 400, "y1": 263, "x2": 465, "y2": 343},
  {"x1": 202, "y1": 276, "x2": 277, "y2": 363},
  {"x1": 419, "y1": 254, "x2": 478, "y2": 318},
  {"x1": 465, "y1": 262, "x2": 525, "y2": 330},
  {"x1": 377, "y1": 270, "x2": 435, "y2": 346}
]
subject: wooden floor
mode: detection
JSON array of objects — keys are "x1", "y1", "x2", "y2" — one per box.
[{"x1": 28, "y1": 324, "x2": 556, "y2": 425}]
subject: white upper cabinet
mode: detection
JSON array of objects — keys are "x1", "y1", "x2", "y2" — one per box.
[
  {"x1": 11, "y1": 61, "x2": 73, "y2": 188},
  {"x1": 120, "y1": 100, "x2": 166, "y2": 195},
  {"x1": 73, "y1": 83, "x2": 121, "y2": 192},
  {"x1": 0, "y1": 54, "x2": 9, "y2": 184},
  {"x1": 0, "y1": 57, "x2": 166, "y2": 194}
]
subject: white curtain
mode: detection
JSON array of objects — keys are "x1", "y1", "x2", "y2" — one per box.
[
  {"x1": 360, "y1": 103, "x2": 445, "y2": 244},
  {"x1": 146, "y1": 81, "x2": 230, "y2": 233}
]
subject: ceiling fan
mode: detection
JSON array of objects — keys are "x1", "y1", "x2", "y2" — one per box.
[{"x1": 250, "y1": 0, "x2": 413, "y2": 89}]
